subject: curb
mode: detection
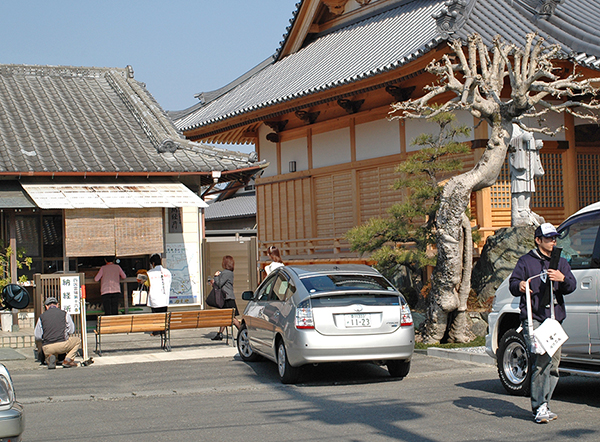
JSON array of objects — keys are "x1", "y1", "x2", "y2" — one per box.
[
  {"x1": 91, "y1": 346, "x2": 239, "y2": 366},
  {"x1": 426, "y1": 347, "x2": 495, "y2": 366}
]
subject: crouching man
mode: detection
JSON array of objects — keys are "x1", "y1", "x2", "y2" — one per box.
[{"x1": 34, "y1": 297, "x2": 81, "y2": 369}]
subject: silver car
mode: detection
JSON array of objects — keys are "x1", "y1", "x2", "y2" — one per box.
[
  {"x1": 0, "y1": 364, "x2": 24, "y2": 441},
  {"x1": 237, "y1": 264, "x2": 414, "y2": 383}
]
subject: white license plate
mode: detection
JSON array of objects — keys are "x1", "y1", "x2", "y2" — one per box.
[{"x1": 345, "y1": 313, "x2": 371, "y2": 328}]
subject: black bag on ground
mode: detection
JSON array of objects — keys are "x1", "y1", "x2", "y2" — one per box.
[{"x1": 206, "y1": 286, "x2": 225, "y2": 308}]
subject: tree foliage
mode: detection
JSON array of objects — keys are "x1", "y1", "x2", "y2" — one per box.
[{"x1": 0, "y1": 240, "x2": 31, "y2": 293}]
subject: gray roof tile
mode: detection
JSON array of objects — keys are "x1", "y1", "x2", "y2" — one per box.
[
  {"x1": 205, "y1": 192, "x2": 256, "y2": 221},
  {"x1": 0, "y1": 64, "x2": 264, "y2": 175},
  {"x1": 174, "y1": 0, "x2": 600, "y2": 132},
  {"x1": 174, "y1": 0, "x2": 446, "y2": 132}
]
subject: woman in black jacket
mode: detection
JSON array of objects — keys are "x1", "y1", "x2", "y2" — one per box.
[{"x1": 210, "y1": 255, "x2": 241, "y2": 340}]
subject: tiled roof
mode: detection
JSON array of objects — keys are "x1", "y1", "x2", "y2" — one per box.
[
  {"x1": 174, "y1": 0, "x2": 447, "y2": 132},
  {"x1": 174, "y1": 0, "x2": 600, "y2": 133},
  {"x1": 0, "y1": 64, "x2": 264, "y2": 175},
  {"x1": 0, "y1": 181, "x2": 35, "y2": 208},
  {"x1": 205, "y1": 192, "x2": 256, "y2": 220}
]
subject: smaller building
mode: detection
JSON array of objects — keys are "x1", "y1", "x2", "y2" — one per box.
[{"x1": 0, "y1": 63, "x2": 266, "y2": 312}]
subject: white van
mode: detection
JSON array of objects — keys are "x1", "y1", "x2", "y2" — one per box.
[{"x1": 486, "y1": 202, "x2": 600, "y2": 395}]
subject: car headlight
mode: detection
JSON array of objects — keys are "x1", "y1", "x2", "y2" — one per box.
[{"x1": 0, "y1": 372, "x2": 15, "y2": 406}]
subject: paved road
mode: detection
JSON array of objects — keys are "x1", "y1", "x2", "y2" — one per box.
[{"x1": 7, "y1": 351, "x2": 600, "y2": 442}]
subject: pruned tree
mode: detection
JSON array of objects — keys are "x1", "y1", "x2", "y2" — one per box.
[
  {"x1": 389, "y1": 33, "x2": 600, "y2": 343},
  {"x1": 346, "y1": 111, "x2": 470, "y2": 308}
]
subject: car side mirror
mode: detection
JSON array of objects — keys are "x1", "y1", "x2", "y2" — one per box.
[{"x1": 241, "y1": 291, "x2": 254, "y2": 301}]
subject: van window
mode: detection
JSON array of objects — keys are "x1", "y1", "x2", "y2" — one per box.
[{"x1": 557, "y1": 212, "x2": 600, "y2": 269}]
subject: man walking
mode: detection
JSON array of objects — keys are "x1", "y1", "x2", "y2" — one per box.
[
  {"x1": 34, "y1": 297, "x2": 81, "y2": 369},
  {"x1": 509, "y1": 223, "x2": 576, "y2": 423}
]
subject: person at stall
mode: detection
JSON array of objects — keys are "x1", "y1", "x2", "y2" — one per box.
[
  {"x1": 34, "y1": 297, "x2": 81, "y2": 369},
  {"x1": 94, "y1": 256, "x2": 126, "y2": 316},
  {"x1": 147, "y1": 254, "x2": 171, "y2": 336}
]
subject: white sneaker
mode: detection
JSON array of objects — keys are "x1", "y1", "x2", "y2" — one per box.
[
  {"x1": 547, "y1": 407, "x2": 557, "y2": 421},
  {"x1": 535, "y1": 403, "x2": 549, "y2": 424}
]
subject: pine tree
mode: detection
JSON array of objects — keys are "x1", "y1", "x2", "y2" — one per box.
[{"x1": 346, "y1": 111, "x2": 470, "y2": 306}]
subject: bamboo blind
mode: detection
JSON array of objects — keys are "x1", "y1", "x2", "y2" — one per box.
[
  {"x1": 65, "y1": 208, "x2": 163, "y2": 257},
  {"x1": 115, "y1": 208, "x2": 164, "y2": 256}
]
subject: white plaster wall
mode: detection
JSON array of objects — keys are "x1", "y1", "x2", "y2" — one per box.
[
  {"x1": 312, "y1": 127, "x2": 351, "y2": 168},
  {"x1": 258, "y1": 124, "x2": 278, "y2": 177},
  {"x1": 453, "y1": 110, "x2": 474, "y2": 142},
  {"x1": 405, "y1": 118, "x2": 437, "y2": 152},
  {"x1": 574, "y1": 115, "x2": 598, "y2": 126},
  {"x1": 281, "y1": 137, "x2": 309, "y2": 172},
  {"x1": 356, "y1": 118, "x2": 401, "y2": 160},
  {"x1": 514, "y1": 112, "x2": 566, "y2": 141},
  {"x1": 164, "y1": 207, "x2": 201, "y2": 306},
  {"x1": 405, "y1": 111, "x2": 478, "y2": 151},
  {"x1": 487, "y1": 110, "x2": 567, "y2": 141}
]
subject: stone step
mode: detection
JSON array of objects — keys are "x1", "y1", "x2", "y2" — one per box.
[{"x1": 0, "y1": 329, "x2": 35, "y2": 349}]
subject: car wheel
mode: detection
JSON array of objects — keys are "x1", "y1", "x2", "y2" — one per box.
[
  {"x1": 387, "y1": 360, "x2": 411, "y2": 378},
  {"x1": 497, "y1": 329, "x2": 531, "y2": 396},
  {"x1": 276, "y1": 340, "x2": 301, "y2": 384},
  {"x1": 237, "y1": 324, "x2": 260, "y2": 362}
]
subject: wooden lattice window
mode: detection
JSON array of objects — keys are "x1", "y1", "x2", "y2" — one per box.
[
  {"x1": 532, "y1": 152, "x2": 563, "y2": 208},
  {"x1": 577, "y1": 153, "x2": 600, "y2": 208},
  {"x1": 490, "y1": 159, "x2": 511, "y2": 210}
]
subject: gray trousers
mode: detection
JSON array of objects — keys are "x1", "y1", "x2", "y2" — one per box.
[{"x1": 523, "y1": 319, "x2": 561, "y2": 412}]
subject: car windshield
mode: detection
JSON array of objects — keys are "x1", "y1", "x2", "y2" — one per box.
[{"x1": 300, "y1": 274, "x2": 395, "y2": 293}]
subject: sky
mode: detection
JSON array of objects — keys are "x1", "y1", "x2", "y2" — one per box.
[{"x1": 0, "y1": 0, "x2": 299, "y2": 112}]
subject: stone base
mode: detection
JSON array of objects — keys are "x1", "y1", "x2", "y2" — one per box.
[{"x1": 0, "y1": 329, "x2": 35, "y2": 348}]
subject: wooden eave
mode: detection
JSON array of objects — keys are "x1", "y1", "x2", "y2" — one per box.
[
  {"x1": 278, "y1": 0, "x2": 322, "y2": 59},
  {"x1": 183, "y1": 42, "x2": 451, "y2": 144}
]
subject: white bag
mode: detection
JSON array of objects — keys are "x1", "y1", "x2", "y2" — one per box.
[
  {"x1": 132, "y1": 290, "x2": 147, "y2": 306},
  {"x1": 533, "y1": 318, "x2": 568, "y2": 357},
  {"x1": 525, "y1": 272, "x2": 568, "y2": 356}
]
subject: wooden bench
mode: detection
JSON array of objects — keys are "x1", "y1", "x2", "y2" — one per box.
[
  {"x1": 94, "y1": 313, "x2": 169, "y2": 356},
  {"x1": 167, "y1": 309, "x2": 235, "y2": 347}
]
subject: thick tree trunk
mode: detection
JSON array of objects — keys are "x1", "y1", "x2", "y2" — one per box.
[{"x1": 422, "y1": 121, "x2": 511, "y2": 343}]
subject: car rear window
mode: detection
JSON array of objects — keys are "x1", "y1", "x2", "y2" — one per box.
[{"x1": 300, "y1": 274, "x2": 395, "y2": 293}]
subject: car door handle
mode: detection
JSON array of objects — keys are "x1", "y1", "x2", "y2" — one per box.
[{"x1": 581, "y1": 276, "x2": 593, "y2": 290}]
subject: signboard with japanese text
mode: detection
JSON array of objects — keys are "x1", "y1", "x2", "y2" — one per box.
[{"x1": 60, "y1": 275, "x2": 81, "y2": 315}]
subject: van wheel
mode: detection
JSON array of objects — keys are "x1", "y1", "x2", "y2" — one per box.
[{"x1": 497, "y1": 329, "x2": 531, "y2": 396}]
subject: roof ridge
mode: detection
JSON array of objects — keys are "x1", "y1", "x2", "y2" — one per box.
[{"x1": 0, "y1": 64, "x2": 123, "y2": 78}]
